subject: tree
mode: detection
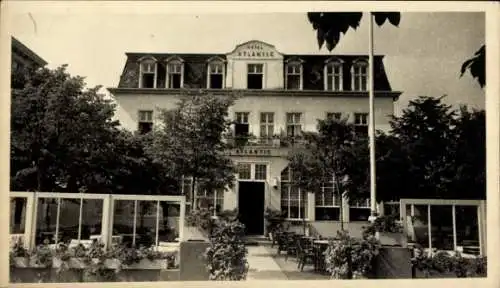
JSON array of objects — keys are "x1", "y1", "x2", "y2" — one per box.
[
  {"x1": 381, "y1": 96, "x2": 486, "y2": 200},
  {"x1": 307, "y1": 12, "x2": 485, "y2": 88},
  {"x1": 287, "y1": 117, "x2": 367, "y2": 229},
  {"x1": 460, "y1": 44, "x2": 485, "y2": 88},
  {"x1": 307, "y1": 12, "x2": 401, "y2": 51},
  {"x1": 10, "y1": 64, "x2": 121, "y2": 193},
  {"x1": 147, "y1": 92, "x2": 237, "y2": 208}
]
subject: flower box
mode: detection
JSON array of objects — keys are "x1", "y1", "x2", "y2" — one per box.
[{"x1": 13, "y1": 257, "x2": 172, "y2": 270}]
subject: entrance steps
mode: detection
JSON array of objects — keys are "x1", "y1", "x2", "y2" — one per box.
[{"x1": 244, "y1": 236, "x2": 272, "y2": 246}]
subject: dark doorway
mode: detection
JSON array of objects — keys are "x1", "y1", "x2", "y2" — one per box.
[{"x1": 238, "y1": 181, "x2": 265, "y2": 235}]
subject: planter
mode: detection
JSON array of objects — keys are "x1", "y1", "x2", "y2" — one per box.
[{"x1": 12, "y1": 257, "x2": 173, "y2": 270}]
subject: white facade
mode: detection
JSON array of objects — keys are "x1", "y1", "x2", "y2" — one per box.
[{"x1": 110, "y1": 40, "x2": 401, "y2": 235}]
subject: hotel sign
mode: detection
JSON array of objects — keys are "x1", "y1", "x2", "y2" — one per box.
[
  {"x1": 230, "y1": 41, "x2": 282, "y2": 59},
  {"x1": 232, "y1": 148, "x2": 272, "y2": 156},
  {"x1": 238, "y1": 43, "x2": 275, "y2": 58}
]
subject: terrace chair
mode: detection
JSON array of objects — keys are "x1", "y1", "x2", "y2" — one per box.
[
  {"x1": 285, "y1": 233, "x2": 299, "y2": 262},
  {"x1": 297, "y1": 237, "x2": 316, "y2": 271},
  {"x1": 276, "y1": 232, "x2": 288, "y2": 256}
]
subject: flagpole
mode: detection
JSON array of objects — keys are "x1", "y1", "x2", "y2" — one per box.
[{"x1": 368, "y1": 12, "x2": 377, "y2": 220}]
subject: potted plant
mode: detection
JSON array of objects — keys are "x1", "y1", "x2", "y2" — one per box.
[{"x1": 264, "y1": 208, "x2": 286, "y2": 241}]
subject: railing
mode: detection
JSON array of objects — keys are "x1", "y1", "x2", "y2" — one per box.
[{"x1": 225, "y1": 136, "x2": 307, "y2": 148}]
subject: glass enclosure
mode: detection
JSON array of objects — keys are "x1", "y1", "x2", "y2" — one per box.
[
  {"x1": 9, "y1": 192, "x2": 185, "y2": 251},
  {"x1": 401, "y1": 199, "x2": 485, "y2": 256}
]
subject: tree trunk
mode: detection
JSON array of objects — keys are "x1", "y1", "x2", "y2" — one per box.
[{"x1": 191, "y1": 177, "x2": 197, "y2": 207}]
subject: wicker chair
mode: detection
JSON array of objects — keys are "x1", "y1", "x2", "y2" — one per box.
[
  {"x1": 285, "y1": 233, "x2": 299, "y2": 261},
  {"x1": 297, "y1": 237, "x2": 316, "y2": 271},
  {"x1": 276, "y1": 232, "x2": 289, "y2": 256}
]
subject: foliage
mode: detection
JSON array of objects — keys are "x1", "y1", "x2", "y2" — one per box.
[
  {"x1": 287, "y1": 117, "x2": 368, "y2": 209},
  {"x1": 307, "y1": 12, "x2": 400, "y2": 51},
  {"x1": 186, "y1": 207, "x2": 214, "y2": 235},
  {"x1": 411, "y1": 246, "x2": 487, "y2": 278},
  {"x1": 264, "y1": 208, "x2": 287, "y2": 236},
  {"x1": 461, "y1": 44, "x2": 485, "y2": 88},
  {"x1": 363, "y1": 214, "x2": 403, "y2": 236},
  {"x1": 10, "y1": 240, "x2": 179, "y2": 282},
  {"x1": 205, "y1": 216, "x2": 248, "y2": 280},
  {"x1": 324, "y1": 230, "x2": 381, "y2": 279}
]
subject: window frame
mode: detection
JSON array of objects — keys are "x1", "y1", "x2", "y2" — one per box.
[
  {"x1": 286, "y1": 112, "x2": 302, "y2": 138},
  {"x1": 354, "y1": 113, "x2": 368, "y2": 126},
  {"x1": 259, "y1": 112, "x2": 275, "y2": 141},
  {"x1": 207, "y1": 59, "x2": 225, "y2": 89},
  {"x1": 138, "y1": 56, "x2": 158, "y2": 89},
  {"x1": 285, "y1": 61, "x2": 303, "y2": 90},
  {"x1": 280, "y1": 167, "x2": 308, "y2": 220},
  {"x1": 165, "y1": 56, "x2": 184, "y2": 89},
  {"x1": 247, "y1": 63, "x2": 264, "y2": 89},
  {"x1": 138, "y1": 110, "x2": 154, "y2": 134},
  {"x1": 351, "y1": 59, "x2": 368, "y2": 92},
  {"x1": 324, "y1": 58, "x2": 344, "y2": 91},
  {"x1": 326, "y1": 112, "x2": 342, "y2": 121}
]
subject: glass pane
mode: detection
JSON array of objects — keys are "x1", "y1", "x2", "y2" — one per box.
[
  {"x1": 58, "y1": 198, "x2": 81, "y2": 244},
  {"x1": 349, "y1": 208, "x2": 370, "y2": 221},
  {"x1": 81, "y1": 199, "x2": 103, "y2": 241},
  {"x1": 255, "y1": 164, "x2": 267, "y2": 180},
  {"x1": 430, "y1": 205, "x2": 454, "y2": 250},
  {"x1": 456, "y1": 205, "x2": 480, "y2": 254},
  {"x1": 158, "y1": 202, "x2": 180, "y2": 243},
  {"x1": 113, "y1": 200, "x2": 135, "y2": 247},
  {"x1": 316, "y1": 207, "x2": 340, "y2": 221},
  {"x1": 36, "y1": 198, "x2": 58, "y2": 245},
  {"x1": 238, "y1": 163, "x2": 251, "y2": 179},
  {"x1": 136, "y1": 201, "x2": 157, "y2": 247},
  {"x1": 412, "y1": 205, "x2": 430, "y2": 248},
  {"x1": 10, "y1": 197, "x2": 27, "y2": 234}
]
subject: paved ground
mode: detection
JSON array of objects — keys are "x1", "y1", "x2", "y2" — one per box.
[{"x1": 245, "y1": 244, "x2": 330, "y2": 280}]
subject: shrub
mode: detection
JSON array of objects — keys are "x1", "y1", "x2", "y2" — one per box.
[
  {"x1": 363, "y1": 214, "x2": 402, "y2": 237},
  {"x1": 411, "y1": 246, "x2": 487, "y2": 278},
  {"x1": 205, "y1": 217, "x2": 248, "y2": 280},
  {"x1": 186, "y1": 207, "x2": 214, "y2": 235},
  {"x1": 324, "y1": 230, "x2": 381, "y2": 279}
]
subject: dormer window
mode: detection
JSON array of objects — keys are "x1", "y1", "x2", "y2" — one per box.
[
  {"x1": 352, "y1": 60, "x2": 368, "y2": 91},
  {"x1": 285, "y1": 62, "x2": 303, "y2": 90},
  {"x1": 207, "y1": 61, "x2": 225, "y2": 89},
  {"x1": 324, "y1": 58, "x2": 343, "y2": 91},
  {"x1": 166, "y1": 57, "x2": 184, "y2": 88},
  {"x1": 139, "y1": 57, "x2": 157, "y2": 88}
]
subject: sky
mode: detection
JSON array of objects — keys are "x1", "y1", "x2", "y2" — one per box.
[{"x1": 5, "y1": 3, "x2": 486, "y2": 114}]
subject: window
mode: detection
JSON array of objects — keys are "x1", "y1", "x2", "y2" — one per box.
[
  {"x1": 352, "y1": 60, "x2": 368, "y2": 91},
  {"x1": 237, "y1": 163, "x2": 251, "y2": 180},
  {"x1": 247, "y1": 64, "x2": 263, "y2": 89},
  {"x1": 280, "y1": 167, "x2": 307, "y2": 220},
  {"x1": 315, "y1": 178, "x2": 342, "y2": 221},
  {"x1": 138, "y1": 110, "x2": 153, "y2": 134},
  {"x1": 234, "y1": 112, "x2": 250, "y2": 137},
  {"x1": 195, "y1": 188, "x2": 223, "y2": 216},
  {"x1": 35, "y1": 197, "x2": 104, "y2": 245},
  {"x1": 349, "y1": 198, "x2": 370, "y2": 221},
  {"x1": 255, "y1": 164, "x2": 267, "y2": 180},
  {"x1": 260, "y1": 112, "x2": 274, "y2": 143},
  {"x1": 326, "y1": 112, "x2": 342, "y2": 121},
  {"x1": 325, "y1": 61, "x2": 343, "y2": 91},
  {"x1": 140, "y1": 59, "x2": 157, "y2": 88},
  {"x1": 285, "y1": 62, "x2": 302, "y2": 90},
  {"x1": 286, "y1": 113, "x2": 302, "y2": 138},
  {"x1": 167, "y1": 60, "x2": 183, "y2": 88},
  {"x1": 208, "y1": 62, "x2": 224, "y2": 89},
  {"x1": 354, "y1": 113, "x2": 368, "y2": 135},
  {"x1": 112, "y1": 198, "x2": 182, "y2": 246}
]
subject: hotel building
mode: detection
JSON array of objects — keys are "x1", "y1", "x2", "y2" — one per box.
[{"x1": 108, "y1": 40, "x2": 401, "y2": 236}]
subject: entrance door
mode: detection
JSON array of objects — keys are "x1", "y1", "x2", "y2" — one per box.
[{"x1": 238, "y1": 181, "x2": 265, "y2": 236}]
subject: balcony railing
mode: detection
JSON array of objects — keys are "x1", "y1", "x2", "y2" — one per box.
[{"x1": 225, "y1": 135, "x2": 308, "y2": 148}]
